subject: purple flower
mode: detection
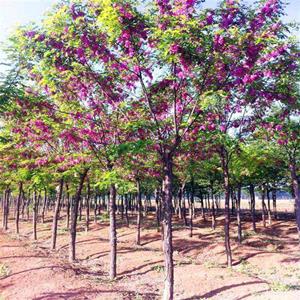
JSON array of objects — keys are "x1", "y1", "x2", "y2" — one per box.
[{"x1": 169, "y1": 43, "x2": 180, "y2": 54}]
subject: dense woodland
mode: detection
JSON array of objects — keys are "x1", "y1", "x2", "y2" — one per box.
[{"x1": 0, "y1": 0, "x2": 299, "y2": 299}]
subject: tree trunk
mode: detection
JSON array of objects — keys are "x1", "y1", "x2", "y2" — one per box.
[
  {"x1": 220, "y1": 147, "x2": 232, "y2": 267},
  {"x1": 266, "y1": 187, "x2": 272, "y2": 226},
  {"x1": 69, "y1": 169, "x2": 88, "y2": 262},
  {"x1": 51, "y1": 178, "x2": 64, "y2": 250},
  {"x1": 15, "y1": 182, "x2": 23, "y2": 234},
  {"x1": 162, "y1": 157, "x2": 174, "y2": 300},
  {"x1": 109, "y1": 183, "x2": 117, "y2": 279},
  {"x1": 249, "y1": 184, "x2": 256, "y2": 232},
  {"x1": 189, "y1": 180, "x2": 194, "y2": 237},
  {"x1": 211, "y1": 185, "x2": 216, "y2": 230},
  {"x1": 155, "y1": 189, "x2": 160, "y2": 232},
  {"x1": 124, "y1": 194, "x2": 129, "y2": 227},
  {"x1": 85, "y1": 181, "x2": 91, "y2": 233},
  {"x1": 200, "y1": 191, "x2": 206, "y2": 221},
  {"x1": 272, "y1": 188, "x2": 277, "y2": 220},
  {"x1": 136, "y1": 179, "x2": 142, "y2": 245},
  {"x1": 236, "y1": 185, "x2": 242, "y2": 243},
  {"x1": 261, "y1": 186, "x2": 266, "y2": 228},
  {"x1": 33, "y1": 190, "x2": 38, "y2": 240},
  {"x1": 66, "y1": 184, "x2": 70, "y2": 229},
  {"x1": 290, "y1": 160, "x2": 300, "y2": 239},
  {"x1": 41, "y1": 188, "x2": 47, "y2": 224}
]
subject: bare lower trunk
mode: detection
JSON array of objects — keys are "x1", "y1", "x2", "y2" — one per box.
[
  {"x1": 272, "y1": 188, "x2": 277, "y2": 220},
  {"x1": 155, "y1": 189, "x2": 160, "y2": 232},
  {"x1": 261, "y1": 186, "x2": 266, "y2": 228},
  {"x1": 220, "y1": 147, "x2": 232, "y2": 267},
  {"x1": 33, "y1": 190, "x2": 38, "y2": 240},
  {"x1": 109, "y1": 183, "x2": 117, "y2": 279},
  {"x1": 41, "y1": 188, "x2": 47, "y2": 224},
  {"x1": 69, "y1": 169, "x2": 88, "y2": 262},
  {"x1": 124, "y1": 194, "x2": 129, "y2": 227},
  {"x1": 85, "y1": 182, "x2": 91, "y2": 233},
  {"x1": 136, "y1": 180, "x2": 142, "y2": 245},
  {"x1": 250, "y1": 184, "x2": 256, "y2": 232},
  {"x1": 51, "y1": 178, "x2": 64, "y2": 250},
  {"x1": 237, "y1": 185, "x2": 242, "y2": 243},
  {"x1": 266, "y1": 188, "x2": 272, "y2": 226},
  {"x1": 66, "y1": 184, "x2": 70, "y2": 229},
  {"x1": 162, "y1": 157, "x2": 174, "y2": 300},
  {"x1": 290, "y1": 160, "x2": 300, "y2": 239},
  {"x1": 15, "y1": 183, "x2": 23, "y2": 234}
]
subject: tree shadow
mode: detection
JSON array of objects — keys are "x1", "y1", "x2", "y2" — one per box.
[
  {"x1": 32, "y1": 288, "x2": 159, "y2": 300},
  {"x1": 181, "y1": 280, "x2": 266, "y2": 300}
]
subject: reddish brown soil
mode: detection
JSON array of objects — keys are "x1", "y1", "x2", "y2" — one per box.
[{"x1": 1, "y1": 200, "x2": 300, "y2": 300}]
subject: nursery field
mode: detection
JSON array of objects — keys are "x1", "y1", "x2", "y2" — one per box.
[{"x1": 1, "y1": 200, "x2": 299, "y2": 300}]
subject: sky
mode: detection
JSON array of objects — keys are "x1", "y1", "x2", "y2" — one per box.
[{"x1": 0, "y1": 0, "x2": 299, "y2": 73}]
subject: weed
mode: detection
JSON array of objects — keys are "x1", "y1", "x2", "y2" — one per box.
[
  {"x1": 0, "y1": 264, "x2": 10, "y2": 279},
  {"x1": 269, "y1": 281, "x2": 293, "y2": 292},
  {"x1": 151, "y1": 265, "x2": 164, "y2": 273}
]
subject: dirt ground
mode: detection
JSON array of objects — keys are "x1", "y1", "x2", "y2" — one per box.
[{"x1": 0, "y1": 199, "x2": 300, "y2": 300}]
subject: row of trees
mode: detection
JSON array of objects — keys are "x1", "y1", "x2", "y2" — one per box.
[{"x1": 0, "y1": 0, "x2": 299, "y2": 299}]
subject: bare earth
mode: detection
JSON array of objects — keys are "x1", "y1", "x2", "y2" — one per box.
[{"x1": 1, "y1": 200, "x2": 300, "y2": 300}]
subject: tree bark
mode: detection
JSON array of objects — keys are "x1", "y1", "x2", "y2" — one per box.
[
  {"x1": 237, "y1": 185, "x2": 242, "y2": 243},
  {"x1": 261, "y1": 186, "x2": 266, "y2": 228},
  {"x1": 41, "y1": 188, "x2": 47, "y2": 224},
  {"x1": 290, "y1": 160, "x2": 300, "y2": 239},
  {"x1": 69, "y1": 169, "x2": 88, "y2": 262},
  {"x1": 33, "y1": 190, "x2": 38, "y2": 240},
  {"x1": 51, "y1": 178, "x2": 64, "y2": 250},
  {"x1": 109, "y1": 183, "x2": 117, "y2": 279},
  {"x1": 15, "y1": 182, "x2": 23, "y2": 234},
  {"x1": 85, "y1": 181, "x2": 91, "y2": 233},
  {"x1": 162, "y1": 157, "x2": 174, "y2": 300},
  {"x1": 266, "y1": 187, "x2": 272, "y2": 226},
  {"x1": 136, "y1": 179, "x2": 142, "y2": 245},
  {"x1": 272, "y1": 188, "x2": 277, "y2": 220},
  {"x1": 249, "y1": 184, "x2": 256, "y2": 232},
  {"x1": 220, "y1": 147, "x2": 232, "y2": 267},
  {"x1": 211, "y1": 183, "x2": 216, "y2": 230}
]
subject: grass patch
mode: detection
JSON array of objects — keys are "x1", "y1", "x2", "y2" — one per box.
[
  {"x1": 269, "y1": 281, "x2": 300, "y2": 292},
  {"x1": 0, "y1": 264, "x2": 10, "y2": 279},
  {"x1": 235, "y1": 260, "x2": 261, "y2": 276},
  {"x1": 151, "y1": 265, "x2": 164, "y2": 273}
]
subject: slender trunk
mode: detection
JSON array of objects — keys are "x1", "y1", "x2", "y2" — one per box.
[
  {"x1": 41, "y1": 188, "x2": 47, "y2": 224},
  {"x1": 266, "y1": 187, "x2": 272, "y2": 226},
  {"x1": 51, "y1": 178, "x2": 64, "y2": 250},
  {"x1": 136, "y1": 180, "x2": 142, "y2": 245},
  {"x1": 120, "y1": 195, "x2": 124, "y2": 220},
  {"x1": 250, "y1": 184, "x2": 256, "y2": 232},
  {"x1": 94, "y1": 195, "x2": 98, "y2": 224},
  {"x1": 15, "y1": 182, "x2": 23, "y2": 234},
  {"x1": 200, "y1": 191, "x2": 206, "y2": 221},
  {"x1": 162, "y1": 157, "x2": 174, "y2": 300},
  {"x1": 155, "y1": 189, "x2": 160, "y2": 232},
  {"x1": 261, "y1": 186, "x2": 266, "y2": 228},
  {"x1": 85, "y1": 181, "x2": 91, "y2": 233},
  {"x1": 109, "y1": 183, "x2": 117, "y2": 279},
  {"x1": 289, "y1": 160, "x2": 300, "y2": 239},
  {"x1": 220, "y1": 147, "x2": 232, "y2": 267},
  {"x1": 2, "y1": 189, "x2": 9, "y2": 230},
  {"x1": 272, "y1": 188, "x2": 277, "y2": 220},
  {"x1": 66, "y1": 184, "x2": 70, "y2": 229},
  {"x1": 189, "y1": 181, "x2": 194, "y2": 237},
  {"x1": 69, "y1": 169, "x2": 88, "y2": 262},
  {"x1": 211, "y1": 185, "x2": 216, "y2": 230},
  {"x1": 33, "y1": 190, "x2": 38, "y2": 240},
  {"x1": 237, "y1": 185, "x2": 242, "y2": 243},
  {"x1": 124, "y1": 194, "x2": 129, "y2": 227}
]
